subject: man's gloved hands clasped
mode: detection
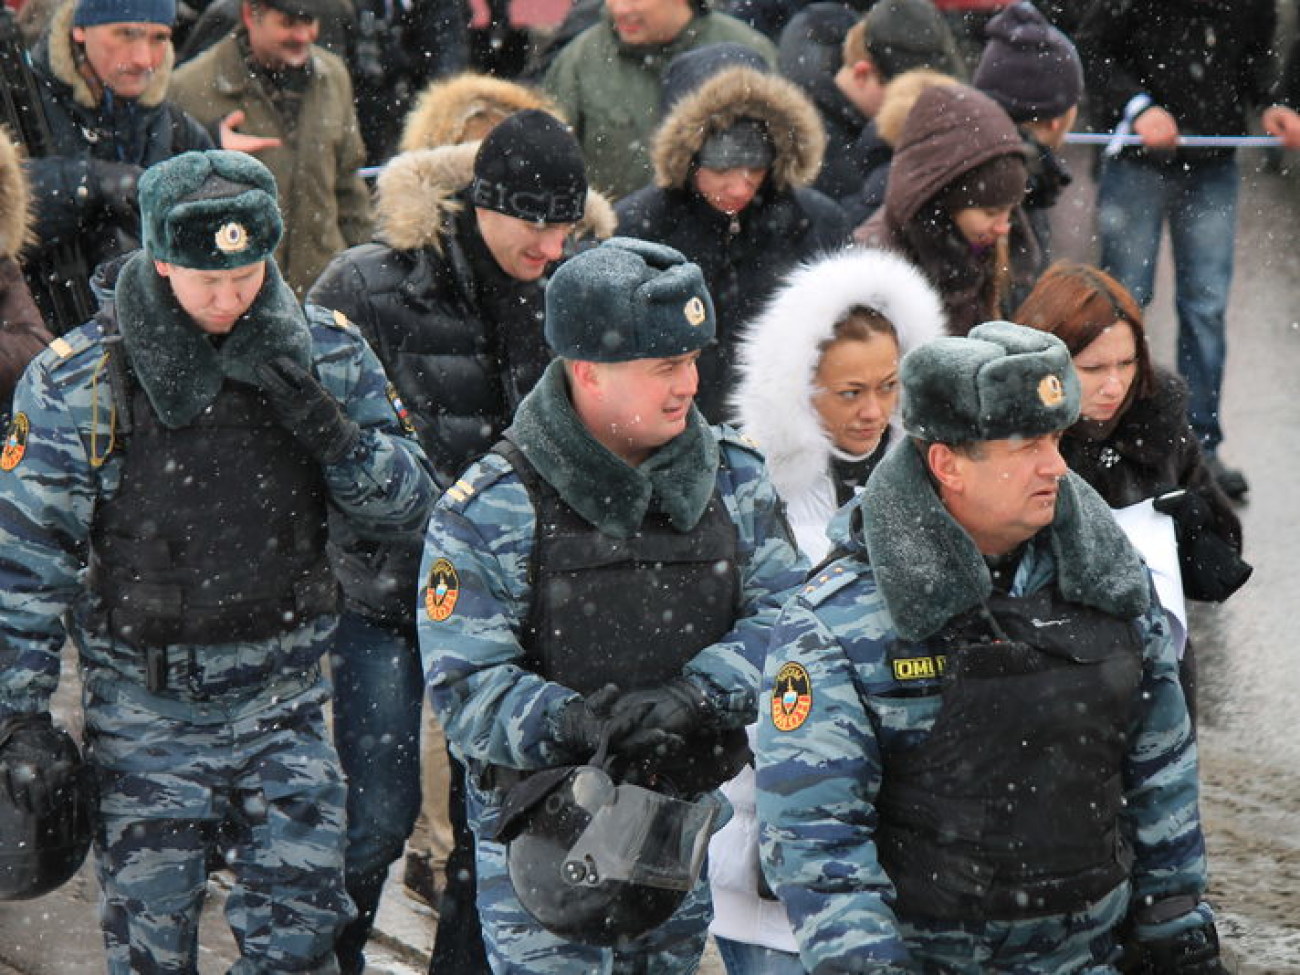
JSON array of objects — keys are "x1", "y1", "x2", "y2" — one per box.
[
  {"x1": 255, "y1": 357, "x2": 361, "y2": 465},
  {"x1": 607, "y1": 677, "x2": 714, "y2": 756},
  {"x1": 555, "y1": 678, "x2": 715, "y2": 762},
  {"x1": 0, "y1": 712, "x2": 73, "y2": 813}
]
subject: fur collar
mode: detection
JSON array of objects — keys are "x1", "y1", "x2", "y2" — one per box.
[
  {"x1": 652, "y1": 65, "x2": 824, "y2": 191},
  {"x1": 374, "y1": 143, "x2": 617, "y2": 253},
  {"x1": 44, "y1": 0, "x2": 175, "y2": 109},
  {"x1": 0, "y1": 129, "x2": 31, "y2": 260},
  {"x1": 731, "y1": 248, "x2": 946, "y2": 506},
  {"x1": 508, "y1": 361, "x2": 720, "y2": 538},
  {"x1": 855, "y1": 441, "x2": 1151, "y2": 641},
  {"x1": 114, "y1": 251, "x2": 311, "y2": 428}
]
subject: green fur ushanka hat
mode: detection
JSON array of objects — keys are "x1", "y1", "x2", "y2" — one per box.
[
  {"x1": 545, "y1": 237, "x2": 716, "y2": 362},
  {"x1": 139, "y1": 150, "x2": 283, "y2": 270},
  {"x1": 901, "y1": 320, "x2": 1080, "y2": 443}
]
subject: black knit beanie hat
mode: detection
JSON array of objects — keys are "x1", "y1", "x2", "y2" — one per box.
[
  {"x1": 470, "y1": 110, "x2": 588, "y2": 224},
  {"x1": 973, "y1": 1, "x2": 1083, "y2": 124}
]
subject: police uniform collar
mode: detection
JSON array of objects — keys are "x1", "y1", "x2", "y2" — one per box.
[
  {"x1": 507, "y1": 361, "x2": 719, "y2": 538},
  {"x1": 853, "y1": 440, "x2": 1151, "y2": 642},
  {"x1": 113, "y1": 251, "x2": 312, "y2": 428}
]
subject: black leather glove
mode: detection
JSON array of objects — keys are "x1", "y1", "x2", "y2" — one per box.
[
  {"x1": 554, "y1": 683, "x2": 624, "y2": 759},
  {"x1": 0, "y1": 712, "x2": 72, "y2": 813},
  {"x1": 1153, "y1": 487, "x2": 1253, "y2": 602},
  {"x1": 87, "y1": 160, "x2": 142, "y2": 220},
  {"x1": 1134, "y1": 922, "x2": 1228, "y2": 975},
  {"x1": 254, "y1": 357, "x2": 361, "y2": 465},
  {"x1": 608, "y1": 678, "x2": 713, "y2": 756},
  {"x1": 1152, "y1": 487, "x2": 1212, "y2": 540}
]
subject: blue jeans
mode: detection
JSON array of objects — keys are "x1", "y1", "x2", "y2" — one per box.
[
  {"x1": 330, "y1": 610, "x2": 424, "y2": 971},
  {"x1": 715, "y1": 936, "x2": 807, "y2": 975},
  {"x1": 1096, "y1": 154, "x2": 1239, "y2": 454}
]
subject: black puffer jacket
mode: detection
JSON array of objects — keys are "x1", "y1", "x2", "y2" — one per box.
[
  {"x1": 307, "y1": 141, "x2": 616, "y2": 621},
  {"x1": 616, "y1": 63, "x2": 849, "y2": 422},
  {"x1": 25, "y1": 1, "x2": 212, "y2": 332}
]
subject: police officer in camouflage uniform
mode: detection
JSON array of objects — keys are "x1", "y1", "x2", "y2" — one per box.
[
  {"x1": 0, "y1": 149, "x2": 434, "y2": 973},
  {"x1": 417, "y1": 237, "x2": 806, "y2": 972},
  {"x1": 756, "y1": 321, "x2": 1225, "y2": 974}
]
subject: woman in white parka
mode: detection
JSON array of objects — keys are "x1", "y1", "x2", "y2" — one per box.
[
  {"x1": 732, "y1": 246, "x2": 947, "y2": 563},
  {"x1": 710, "y1": 247, "x2": 946, "y2": 974}
]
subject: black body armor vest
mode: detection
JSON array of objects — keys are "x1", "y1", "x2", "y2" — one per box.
[
  {"x1": 89, "y1": 371, "x2": 336, "y2": 647},
  {"x1": 875, "y1": 587, "x2": 1143, "y2": 921},
  {"x1": 498, "y1": 440, "x2": 748, "y2": 794}
]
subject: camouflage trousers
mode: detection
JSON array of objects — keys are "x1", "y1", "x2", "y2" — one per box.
[
  {"x1": 899, "y1": 882, "x2": 1129, "y2": 974},
  {"x1": 474, "y1": 833, "x2": 712, "y2": 973},
  {"x1": 85, "y1": 680, "x2": 354, "y2": 974}
]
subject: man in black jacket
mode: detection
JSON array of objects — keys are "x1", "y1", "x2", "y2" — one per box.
[
  {"x1": 23, "y1": 0, "x2": 212, "y2": 333},
  {"x1": 1077, "y1": 0, "x2": 1300, "y2": 501},
  {"x1": 307, "y1": 109, "x2": 607, "y2": 975}
]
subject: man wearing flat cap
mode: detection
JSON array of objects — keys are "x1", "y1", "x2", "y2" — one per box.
[
  {"x1": 170, "y1": 0, "x2": 371, "y2": 297},
  {"x1": 22, "y1": 0, "x2": 213, "y2": 334},
  {"x1": 0, "y1": 149, "x2": 433, "y2": 972},
  {"x1": 417, "y1": 237, "x2": 805, "y2": 970},
  {"x1": 756, "y1": 321, "x2": 1224, "y2": 973}
]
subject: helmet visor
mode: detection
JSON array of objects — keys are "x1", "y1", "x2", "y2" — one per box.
[{"x1": 564, "y1": 782, "x2": 720, "y2": 891}]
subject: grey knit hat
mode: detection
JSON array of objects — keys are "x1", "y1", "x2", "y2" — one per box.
[
  {"x1": 901, "y1": 320, "x2": 1080, "y2": 443},
  {"x1": 864, "y1": 0, "x2": 966, "y2": 81},
  {"x1": 545, "y1": 238, "x2": 715, "y2": 362}
]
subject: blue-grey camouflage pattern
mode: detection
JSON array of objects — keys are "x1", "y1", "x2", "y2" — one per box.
[
  {"x1": 418, "y1": 426, "x2": 807, "y2": 970},
  {"x1": 755, "y1": 536, "x2": 1209, "y2": 975},
  {"x1": 0, "y1": 303, "x2": 435, "y2": 973}
]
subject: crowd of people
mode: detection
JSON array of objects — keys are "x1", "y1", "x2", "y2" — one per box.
[{"x1": 0, "y1": 0, "x2": 1290, "y2": 971}]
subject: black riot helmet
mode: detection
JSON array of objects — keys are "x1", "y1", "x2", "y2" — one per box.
[
  {"x1": 0, "y1": 715, "x2": 94, "y2": 900},
  {"x1": 495, "y1": 764, "x2": 721, "y2": 946}
]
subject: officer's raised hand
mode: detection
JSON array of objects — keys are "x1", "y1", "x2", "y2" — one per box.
[
  {"x1": 255, "y1": 356, "x2": 361, "y2": 465},
  {"x1": 0, "y1": 712, "x2": 73, "y2": 813}
]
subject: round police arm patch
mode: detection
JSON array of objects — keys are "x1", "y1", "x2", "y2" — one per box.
[
  {"x1": 425, "y1": 557, "x2": 460, "y2": 621},
  {"x1": 1, "y1": 413, "x2": 30, "y2": 471},
  {"x1": 770, "y1": 662, "x2": 812, "y2": 732}
]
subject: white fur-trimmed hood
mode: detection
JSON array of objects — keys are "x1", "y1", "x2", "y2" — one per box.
[{"x1": 730, "y1": 247, "x2": 946, "y2": 503}]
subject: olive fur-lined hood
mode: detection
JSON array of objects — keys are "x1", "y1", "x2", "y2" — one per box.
[
  {"x1": 398, "y1": 73, "x2": 561, "y2": 153},
  {"x1": 373, "y1": 142, "x2": 616, "y2": 253},
  {"x1": 651, "y1": 65, "x2": 825, "y2": 192},
  {"x1": 0, "y1": 128, "x2": 32, "y2": 260},
  {"x1": 41, "y1": 0, "x2": 175, "y2": 109}
]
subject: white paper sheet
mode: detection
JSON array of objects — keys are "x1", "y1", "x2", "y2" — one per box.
[{"x1": 1110, "y1": 499, "x2": 1187, "y2": 659}]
